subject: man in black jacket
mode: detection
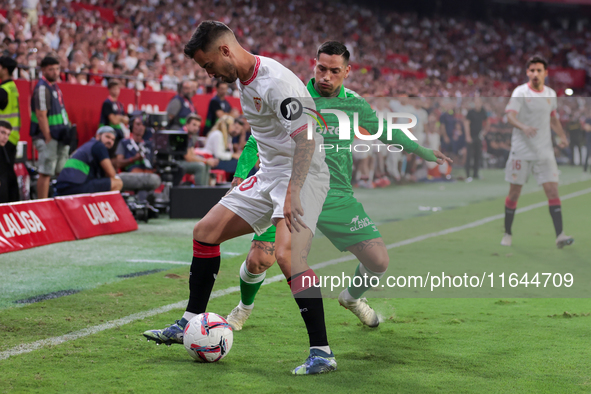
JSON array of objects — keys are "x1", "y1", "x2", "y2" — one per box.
[{"x1": 0, "y1": 120, "x2": 18, "y2": 203}]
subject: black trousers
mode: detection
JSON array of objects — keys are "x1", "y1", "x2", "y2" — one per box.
[
  {"x1": 584, "y1": 134, "x2": 591, "y2": 172},
  {"x1": 569, "y1": 136, "x2": 583, "y2": 165},
  {"x1": 0, "y1": 146, "x2": 18, "y2": 203},
  {"x1": 465, "y1": 140, "x2": 482, "y2": 178}
]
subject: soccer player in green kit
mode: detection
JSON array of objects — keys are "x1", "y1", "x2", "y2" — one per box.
[{"x1": 227, "y1": 41, "x2": 451, "y2": 330}]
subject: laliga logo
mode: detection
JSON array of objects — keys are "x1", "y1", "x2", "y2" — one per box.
[{"x1": 279, "y1": 98, "x2": 417, "y2": 141}]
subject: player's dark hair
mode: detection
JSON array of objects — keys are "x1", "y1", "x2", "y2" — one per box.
[
  {"x1": 0, "y1": 120, "x2": 13, "y2": 130},
  {"x1": 40, "y1": 56, "x2": 59, "y2": 68},
  {"x1": 0, "y1": 56, "x2": 17, "y2": 74},
  {"x1": 526, "y1": 55, "x2": 548, "y2": 70},
  {"x1": 317, "y1": 41, "x2": 350, "y2": 64},
  {"x1": 184, "y1": 21, "x2": 233, "y2": 59},
  {"x1": 108, "y1": 80, "x2": 120, "y2": 89},
  {"x1": 216, "y1": 80, "x2": 227, "y2": 88}
]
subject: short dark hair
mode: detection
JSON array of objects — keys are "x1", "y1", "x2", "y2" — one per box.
[
  {"x1": 40, "y1": 56, "x2": 59, "y2": 68},
  {"x1": 0, "y1": 120, "x2": 13, "y2": 131},
  {"x1": 526, "y1": 55, "x2": 548, "y2": 70},
  {"x1": 108, "y1": 80, "x2": 120, "y2": 89},
  {"x1": 216, "y1": 80, "x2": 227, "y2": 88},
  {"x1": 0, "y1": 56, "x2": 17, "y2": 74},
  {"x1": 317, "y1": 41, "x2": 350, "y2": 64},
  {"x1": 187, "y1": 114, "x2": 202, "y2": 124},
  {"x1": 184, "y1": 21, "x2": 233, "y2": 59}
]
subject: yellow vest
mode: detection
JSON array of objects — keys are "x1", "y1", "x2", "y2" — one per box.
[{"x1": 0, "y1": 80, "x2": 20, "y2": 145}]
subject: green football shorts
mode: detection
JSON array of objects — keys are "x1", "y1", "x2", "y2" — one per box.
[{"x1": 252, "y1": 194, "x2": 381, "y2": 252}]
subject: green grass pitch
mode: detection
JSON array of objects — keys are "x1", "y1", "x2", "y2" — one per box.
[{"x1": 1, "y1": 168, "x2": 590, "y2": 393}]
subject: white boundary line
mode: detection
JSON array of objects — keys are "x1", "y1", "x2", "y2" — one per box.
[
  {"x1": 126, "y1": 259, "x2": 190, "y2": 265},
  {"x1": 2, "y1": 187, "x2": 590, "y2": 361}
]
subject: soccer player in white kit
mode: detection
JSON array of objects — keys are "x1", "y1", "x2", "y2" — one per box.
[
  {"x1": 143, "y1": 21, "x2": 336, "y2": 375},
  {"x1": 502, "y1": 55, "x2": 574, "y2": 248}
]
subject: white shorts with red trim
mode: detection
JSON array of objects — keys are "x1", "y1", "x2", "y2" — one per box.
[
  {"x1": 504, "y1": 153, "x2": 559, "y2": 186},
  {"x1": 219, "y1": 169, "x2": 329, "y2": 236}
]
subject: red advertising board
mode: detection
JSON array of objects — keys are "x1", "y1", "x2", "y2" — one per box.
[
  {"x1": 55, "y1": 191, "x2": 138, "y2": 240},
  {"x1": 14, "y1": 80, "x2": 242, "y2": 160},
  {"x1": 548, "y1": 67, "x2": 586, "y2": 88},
  {"x1": 0, "y1": 199, "x2": 76, "y2": 254}
]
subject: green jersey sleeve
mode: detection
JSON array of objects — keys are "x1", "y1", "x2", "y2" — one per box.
[
  {"x1": 358, "y1": 99, "x2": 437, "y2": 162},
  {"x1": 234, "y1": 136, "x2": 259, "y2": 179}
]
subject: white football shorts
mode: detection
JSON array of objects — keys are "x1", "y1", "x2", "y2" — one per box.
[
  {"x1": 504, "y1": 153, "x2": 559, "y2": 186},
  {"x1": 219, "y1": 169, "x2": 329, "y2": 236}
]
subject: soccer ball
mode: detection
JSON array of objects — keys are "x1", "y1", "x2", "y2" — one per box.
[{"x1": 183, "y1": 313, "x2": 233, "y2": 362}]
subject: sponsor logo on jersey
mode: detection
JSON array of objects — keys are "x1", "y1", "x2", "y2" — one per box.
[
  {"x1": 349, "y1": 216, "x2": 377, "y2": 232},
  {"x1": 0, "y1": 210, "x2": 46, "y2": 238},
  {"x1": 280, "y1": 98, "x2": 303, "y2": 120},
  {"x1": 254, "y1": 97, "x2": 262, "y2": 112}
]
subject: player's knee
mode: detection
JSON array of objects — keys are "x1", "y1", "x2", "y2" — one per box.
[
  {"x1": 193, "y1": 222, "x2": 212, "y2": 243},
  {"x1": 246, "y1": 257, "x2": 273, "y2": 275},
  {"x1": 544, "y1": 185, "x2": 559, "y2": 200},
  {"x1": 508, "y1": 187, "x2": 521, "y2": 201},
  {"x1": 367, "y1": 249, "x2": 389, "y2": 273},
  {"x1": 275, "y1": 246, "x2": 290, "y2": 269}
]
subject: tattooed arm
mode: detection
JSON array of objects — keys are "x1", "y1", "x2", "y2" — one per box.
[{"x1": 284, "y1": 131, "x2": 315, "y2": 233}]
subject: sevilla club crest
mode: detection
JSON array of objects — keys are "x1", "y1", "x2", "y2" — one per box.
[{"x1": 254, "y1": 97, "x2": 262, "y2": 112}]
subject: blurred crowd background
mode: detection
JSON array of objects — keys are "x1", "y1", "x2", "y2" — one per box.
[
  {"x1": 0, "y1": 0, "x2": 590, "y2": 199},
  {"x1": 1, "y1": 0, "x2": 591, "y2": 96}
]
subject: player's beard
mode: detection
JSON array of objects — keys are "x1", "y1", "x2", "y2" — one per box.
[{"x1": 219, "y1": 63, "x2": 238, "y2": 83}]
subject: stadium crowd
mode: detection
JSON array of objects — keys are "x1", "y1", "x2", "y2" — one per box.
[
  {"x1": 0, "y1": 0, "x2": 590, "y2": 201},
  {"x1": 0, "y1": 0, "x2": 590, "y2": 97}
]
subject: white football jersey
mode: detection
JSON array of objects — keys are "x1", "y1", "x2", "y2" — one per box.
[
  {"x1": 238, "y1": 56, "x2": 326, "y2": 174},
  {"x1": 505, "y1": 83, "x2": 558, "y2": 160}
]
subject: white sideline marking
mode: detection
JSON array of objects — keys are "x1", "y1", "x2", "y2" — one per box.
[
  {"x1": 2, "y1": 187, "x2": 590, "y2": 361},
  {"x1": 127, "y1": 259, "x2": 190, "y2": 265}
]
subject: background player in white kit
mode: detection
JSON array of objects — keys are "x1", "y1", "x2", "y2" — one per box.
[
  {"x1": 144, "y1": 21, "x2": 336, "y2": 375},
  {"x1": 502, "y1": 55, "x2": 574, "y2": 248}
]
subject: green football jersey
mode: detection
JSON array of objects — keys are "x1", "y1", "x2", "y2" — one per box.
[{"x1": 235, "y1": 78, "x2": 427, "y2": 196}]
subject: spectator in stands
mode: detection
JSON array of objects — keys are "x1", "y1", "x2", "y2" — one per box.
[
  {"x1": 161, "y1": 65, "x2": 180, "y2": 92},
  {"x1": 115, "y1": 116, "x2": 161, "y2": 194},
  {"x1": 23, "y1": 0, "x2": 39, "y2": 25},
  {"x1": 0, "y1": 56, "x2": 21, "y2": 166},
  {"x1": 31, "y1": 55, "x2": 71, "y2": 199},
  {"x1": 55, "y1": 126, "x2": 122, "y2": 195},
  {"x1": 464, "y1": 98, "x2": 488, "y2": 180},
  {"x1": 204, "y1": 80, "x2": 232, "y2": 134},
  {"x1": 88, "y1": 56, "x2": 105, "y2": 86},
  {"x1": 438, "y1": 102, "x2": 456, "y2": 154},
  {"x1": 123, "y1": 46, "x2": 139, "y2": 72},
  {"x1": 99, "y1": 80, "x2": 128, "y2": 156},
  {"x1": 485, "y1": 123, "x2": 511, "y2": 168},
  {"x1": 565, "y1": 112, "x2": 584, "y2": 166},
  {"x1": 166, "y1": 80, "x2": 196, "y2": 129},
  {"x1": 0, "y1": 120, "x2": 18, "y2": 203},
  {"x1": 232, "y1": 116, "x2": 250, "y2": 153},
  {"x1": 583, "y1": 112, "x2": 591, "y2": 172},
  {"x1": 179, "y1": 114, "x2": 218, "y2": 185},
  {"x1": 203, "y1": 115, "x2": 241, "y2": 174}
]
